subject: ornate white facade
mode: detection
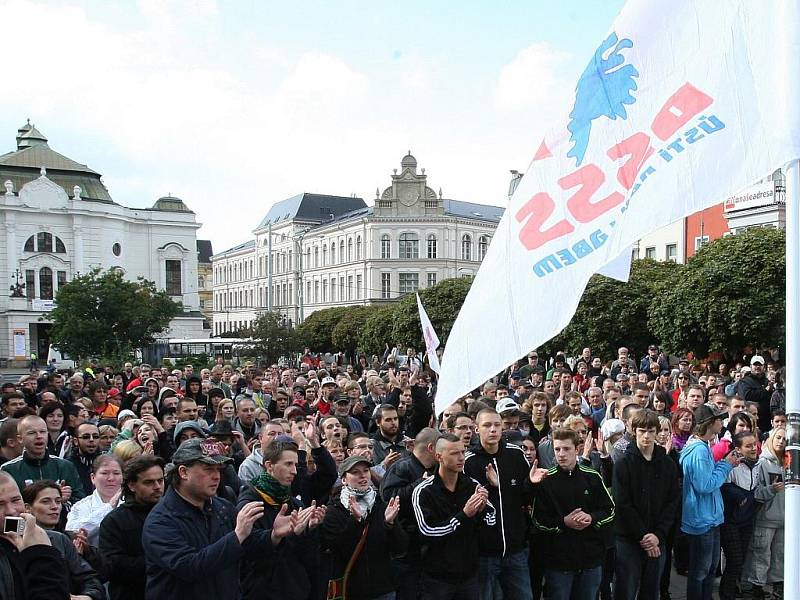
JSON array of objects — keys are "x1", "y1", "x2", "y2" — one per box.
[
  {"x1": 212, "y1": 153, "x2": 503, "y2": 334},
  {"x1": 0, "y1": 122, "x2": 206, "y2": 363}
]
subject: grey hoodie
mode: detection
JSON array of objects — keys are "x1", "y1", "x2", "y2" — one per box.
[
  {"x1": 238, "y1": 447, "x2": 263, "y2": 482},
  {"x1": 753, "y1": 445, "x2": 785, "y2": 527}
]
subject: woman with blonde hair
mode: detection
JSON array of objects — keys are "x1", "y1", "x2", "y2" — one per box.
[
  {"x1": 113, "y1": 439, "x2": 143, "y2": 465},
  {"x1": 745, "y1": 427, "x2": 785, "y2": 599},
  {"x1": 215, "y1": 398, "x2": 236, "y2": 423}
]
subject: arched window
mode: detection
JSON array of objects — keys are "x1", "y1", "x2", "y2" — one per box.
[
  {"x1": 39, "y1": 267, "x2": 53, "y2": 300},
  {"x1": 305, "y1": 248, "x2": 311, "y2": 268},
  {"x1": 322, "y1": 245, "x2": 328, "y2": 265},
  {"x1": 356, "y1": 236, "x2": 362, "y2": 260},
  {"x1": 381, "y1": 234, "x2": 391, "y2": 259},
  {"x1": 399, "y1": 233, "x2": 419, "y2": 259},
  {"x1": 478, "y1": 235, "x2": 490, "y2": 260},
  {"x1": 347, "y1": 238, "x2": 353, "y2": 262},
  {"x1": 37, "y1": 232, "x2": 53, "y2": 253},
  {"x1": 24, "y1": 236, "x2": 34, "y2": 252},
  {"x1": 427, "y1": 234, "x2": 437, "y2": 259},
  {"x1": 288, "y1": 251, "x2": 292, "y2": 271},
  {"x1": 331, "y1": 243, "x2": 337, "y2": 264},
  {"x1": 339, "y1": 240, "x2": 345, "y2": 263},
  {"x1": 55, "y1": 237, "x2": 66, "y2": 253},
  {"x1": 314, "y1": 246, "x2": 319, "y2": 268},
  {"x1": 461, "y1": 234, "x2": 472, "y2": 261}
]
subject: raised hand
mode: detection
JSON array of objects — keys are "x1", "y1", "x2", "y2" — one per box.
[
  {"x1": 309, "y1": 504, "x2": 326, "y2": 529},
  {"x1": 485, "y1": 463, "x2": 499, "y2": 487},
  {"x1": 348, "y1": 495, "x2": 363, "y2": 521},
  {"x1": 529, "y1": 460, "x2": 549, "y2": 484},
  {"x1": 293, "y1": 505, "x2": 315, "y2": 535},
  {"x1": 271, "y1": 504, "x2": 295, "y2": 545},
  {"x1": 384, "y1": 496, "x2": 400, "y2": 525},
  {"x1": 234, "y1": 501, "x2": 265, "y2": 543}
]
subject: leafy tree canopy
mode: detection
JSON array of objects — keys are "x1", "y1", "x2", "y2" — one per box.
[
  {"x1": 295, "y1": 306, "x2": 349, "y2": 351},
  {"x1": 649, "y1": 227, "x2": 785, "y2": 356},
  {"x1": 250, "y1": 311, "x2": 302, "y2": 365},
  {"x1": 48, "y1": 268, "x2": 181, "y2": 361}
]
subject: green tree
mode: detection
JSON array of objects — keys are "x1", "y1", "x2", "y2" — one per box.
[
  {"x1": 48, "y1": 268, "x2": 181, "y2": 361},
  {"x1": 331, "y1": 306, "x2": 372, "y2": 354},
  {"x1": 390, "y1": 277, "x2": 473, "y2": 350},
  {"x1": 358, "y1": 306, "x2": 396, "y2": 357},
  {"x1": 250, "y1": 311, "x2": 302, "y2": 365},
  {"x1": 541, "y1": 258, "x2": 681, "y2": 360},
  {"x1": 296, "y1": 306, "x2": 349, "y2": 351},
  {"x1": 649, "y1": 227, "x2": 785, "y2": 356}
]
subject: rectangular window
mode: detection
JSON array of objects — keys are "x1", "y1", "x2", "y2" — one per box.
[
  {"x1": 666, "y1": 244, "x2": 677, "y2": 262},
  {"x1": 57, "y1": 271, "x2": 67, "y2": 290},
  {"x1": 357, "y1": 275, "x2": 362, "y2": 299},
  {"x1": 339, "y1": 277, "x2": 345, "y2": 301},
  {"x1": 347, "y1": 276, "x2": 353, "y2": 300},
  {"x1": 427, "y1": 236, "x2": 437, "y2": 259},
  {"x1": 399, "y1": 272, "x2": 419, "y2": 294},
  {"x1": 644, "y1": 247, "x2": 656, "y2": 260},
  {"x1": 314, "y1": 281, "x2": 319, "y2": 304},
  {"x1": 37, "y1": 232, "x2": 53, "y2": 253},
  {"x1": 381, "y1": 236, "x2": 391, "y2": 259},
  {"x1": 165, "y1": 260, "x2": 182, "y2": 296},
  {"x1": 381, "y1": 273, "x2": 391, "y2": 299},
  {"x1": 694, "y1": 236, "x2": 709, "y2": 251},
  {"x1": 332, "y1": 278, "x2": 337, "y2": 302},
  {"x1": 323, "y1": 280, "x2": 328, "y2": 303},
  {"x1": 25, "y1": 270, "x2": 35, "y2": 299},
  {"x1": 427, "y1": 272, "x2": 437, "y2": 288},
  {"x1": 631, "y1": 247, "x2": 640, "y2": 261}
]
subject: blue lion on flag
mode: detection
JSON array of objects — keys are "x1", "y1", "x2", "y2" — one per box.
[{"x1": 567, "y1": 32, "x2": 639, "y2": 166}]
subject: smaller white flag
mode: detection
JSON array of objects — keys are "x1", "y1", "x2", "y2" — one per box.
[{"x1": 416, "y1": 293, "x2": 441, "y2": 374}]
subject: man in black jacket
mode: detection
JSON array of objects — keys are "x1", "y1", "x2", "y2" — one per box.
[
  {"x1": 69, "y1": 422, "x2": 102, "y2": 494},
  {"x1": 532, "y1": 428, "x2": 615, "y2": 600},
  {"x1": 380, "y1": 427, "x2": 440, "y2": 600},
  {"x1": 738, "y1": 355, "x2": 774, "y2": 432},
  {"x1": 236, "y1": 439, "x2": 325, "y2": 600},
  {"x1": 612, "y1": 409, "x2": 679, "y2": 600},
  {"x1": 99, "y1": 455, "x2": 165, "y2": 600},
  {"x1": 412, "y1": 433, "x2": 495, "y2": 600},
  {"x1": 463, "y1": 408, "x2": 535, "y2": 600},
  {"x1": 0, "y1": 470, "x2": 69, "y2": 600}
]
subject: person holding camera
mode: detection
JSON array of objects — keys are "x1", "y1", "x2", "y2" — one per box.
[{"x1": 0, "y1": 471, "x2": 69, "y2": 599}]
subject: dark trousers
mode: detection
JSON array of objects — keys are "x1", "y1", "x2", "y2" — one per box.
[
  {"x1": 529, "y1": 542, "x2": 546, "y2": 600},
  {"x1": 686, "y1": 526, "x2": 721, "y2": 600},
  {"x1": 719, "y1": 521, "x2": 754, "y2": 600},
  {"x1": 614, "y1": 538, "x2": 666, "y2": 600},
  {"x1": 394, "y1": 556, "x2": 422, "y2": 600},
  {"x1": 420, "y1": 573, "x2": 479, "y2": 600}
]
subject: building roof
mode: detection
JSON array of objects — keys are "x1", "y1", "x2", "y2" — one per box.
[
  {"x1": 443, "y1": 199, "x2": 504, "y2": 222},
  {"x1": 215, "y1": 239, "x2": 256, "y2": 258},
  {"x1": 197, "y1": 239, "x2": 214, "y2": 263},
  {"x1": 151, "y1": 195, "x2": 193, "y2": 213},
  {"x1": 256, "y1": 193, "x2": 367, "y2": 229},
  {"x1": 0, "y1": 122, "x2": 114, "y2": 203}
]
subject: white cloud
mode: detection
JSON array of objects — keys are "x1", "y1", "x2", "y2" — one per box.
[{"x1": 494, "y1": 42, "x2": 573, "y2": 119}]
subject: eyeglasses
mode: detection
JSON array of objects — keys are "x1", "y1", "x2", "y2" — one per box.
[{"x1": 78, "y1": 434, "x2": 100, "y2": 440}]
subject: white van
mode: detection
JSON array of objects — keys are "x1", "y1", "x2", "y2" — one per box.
[{"x1": 47, "y1": 345, "x2": 75, "y2": 370}]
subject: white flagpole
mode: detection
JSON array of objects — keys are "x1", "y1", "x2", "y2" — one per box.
[{"x1": 785, "y1": 158, "x2": 800, "y2": 600}]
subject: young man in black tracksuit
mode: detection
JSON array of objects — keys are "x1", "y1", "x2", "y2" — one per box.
[
  {"x1": 412, "y1": 433, "x2": 496, "y2": 600},
  {"x1": 532, "y1": 428, "x2": 615, "y2": 600},
  {"x1": 612, "y1": 409, "x2": 679, "y2": 600},
  {"x1": 463, "y1": 408, "x2": 535, "y2": 600},
  {"x1": 380, "y1": 427, "x2": 441, "y2": 600}
]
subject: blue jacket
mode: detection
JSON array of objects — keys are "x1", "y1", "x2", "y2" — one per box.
[
  {"x1": 142, "y1": 487, "x2": 272, "y2": 600},
  {"x1": 679, "y1": 437, "x2": 733, "y2": 535}
]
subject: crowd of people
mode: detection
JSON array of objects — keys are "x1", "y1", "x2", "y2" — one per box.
[{"x1": 0, "y1": 344, "x2": 787, "y2": 600}]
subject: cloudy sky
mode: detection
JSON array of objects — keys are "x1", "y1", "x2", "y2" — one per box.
[{"x1": 0, "y1": 0, "x2": 624, "y2": 252}]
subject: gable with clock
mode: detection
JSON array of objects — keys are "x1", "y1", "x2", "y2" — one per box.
[{"x1": 373, "y1": 152, "x2": 444, "y2": 217}]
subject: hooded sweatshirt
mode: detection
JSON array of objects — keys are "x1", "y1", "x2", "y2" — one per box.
[
  {"x1": 679, "y1": 435, "x2": 733, "y2": 535},
  {"x1": 752, "y1": 443, "x2": 785, "y2": 528}
]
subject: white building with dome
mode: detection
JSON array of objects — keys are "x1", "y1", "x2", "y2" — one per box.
[
  {"x1": 211, "y1": 153, "x2": 503, "y2": 334},
  {"x1": 0, "y1": 121, "x2": 206, "y2": 364}
]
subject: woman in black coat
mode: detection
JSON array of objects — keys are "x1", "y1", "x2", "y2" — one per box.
[{"x1": 320, "y1": 456, "x2": 407, "y2": 600}]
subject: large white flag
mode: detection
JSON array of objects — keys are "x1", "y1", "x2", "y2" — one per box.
[
  {"x1": 416, "y1": 293, "x2": 441, "y2": 373},
  {"x1": 436, "y1": 0, "x2": 800, "y2": 414}
]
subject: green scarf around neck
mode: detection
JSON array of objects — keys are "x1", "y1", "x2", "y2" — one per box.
[{"x1": 251, "y1": 471, "x2": 290, "y2": 505}]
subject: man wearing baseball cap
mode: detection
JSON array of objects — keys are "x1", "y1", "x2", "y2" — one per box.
[
  {"x1": 679, "y1": 404, "x2": 740, "y2": 600},
  {"x1": 142, "y1": 438, "x2": 288, "y2": 600},
  {"x1": 738, "y1": 355, "x2": 774, "y2": 433}
]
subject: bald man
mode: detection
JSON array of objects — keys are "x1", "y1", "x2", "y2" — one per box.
[{"x1": 1, "y1": 416, "x2": 85, "y2": 503}]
